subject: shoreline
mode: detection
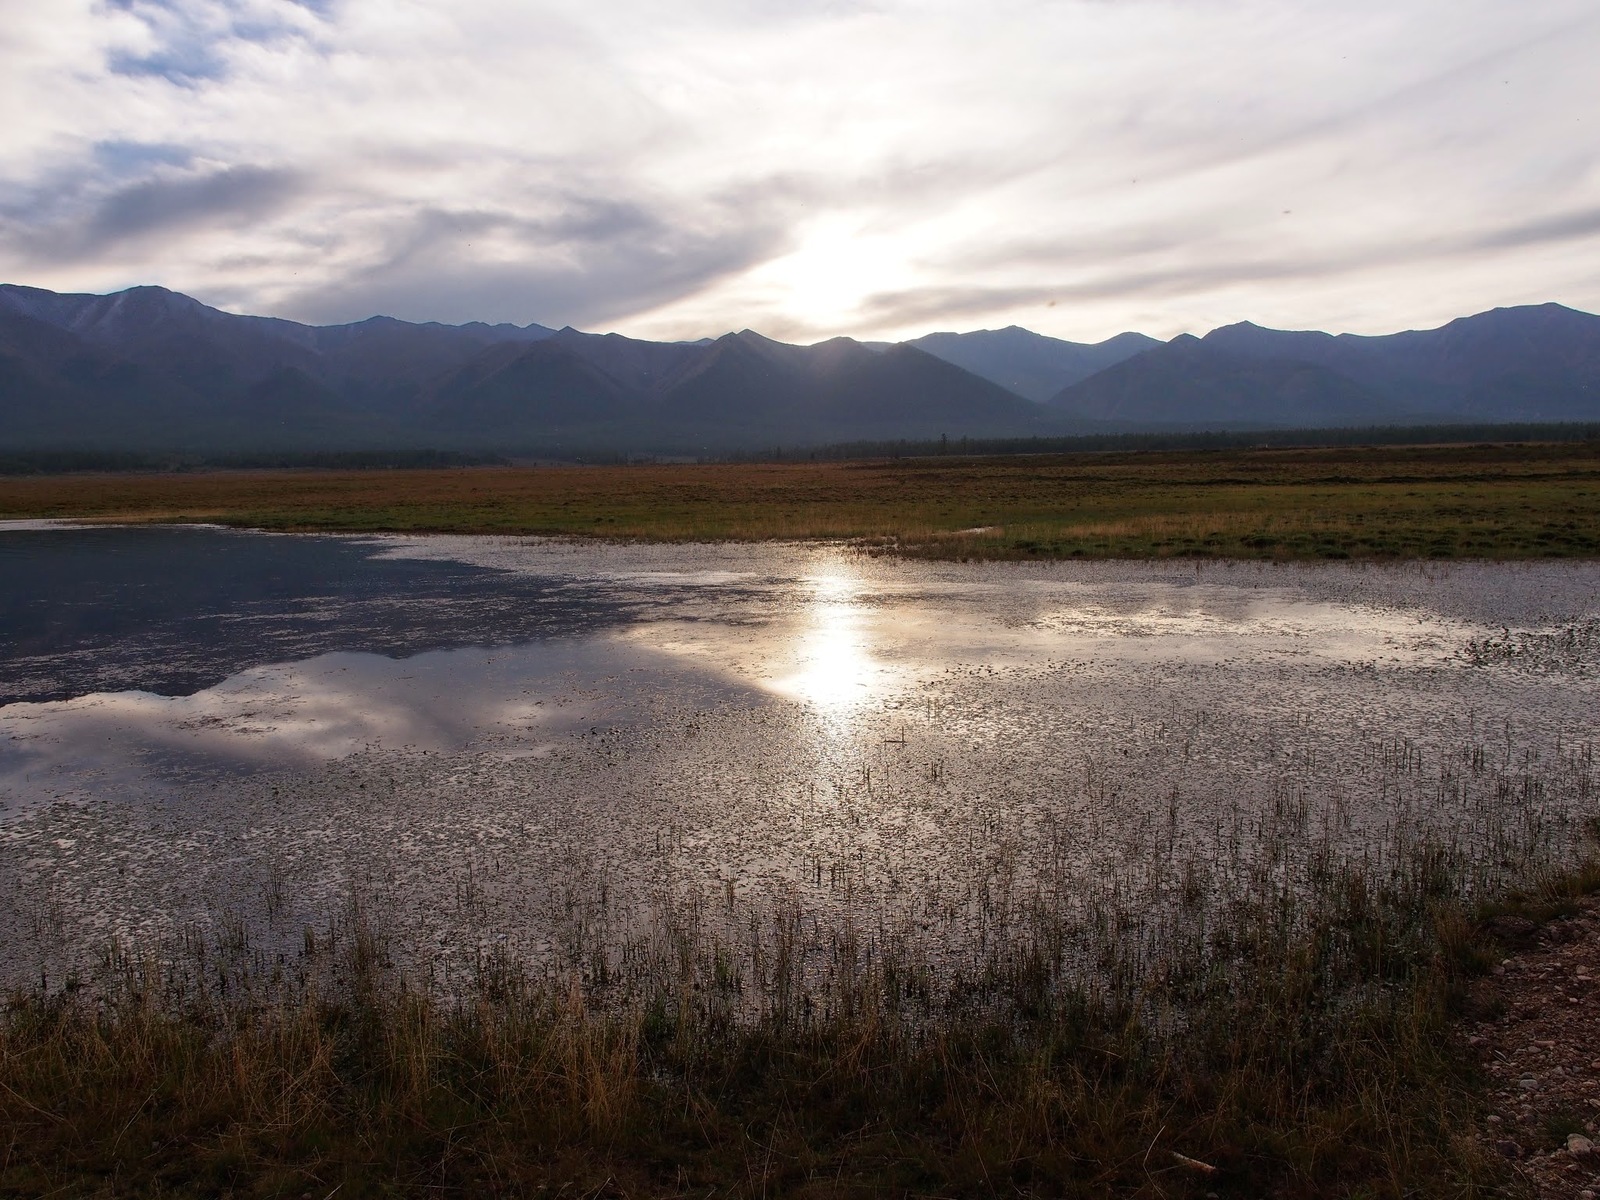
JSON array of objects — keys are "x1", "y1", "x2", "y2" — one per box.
[
  {"x1": 3, "y1": 443, "x2": 1599, "y2": 561},
  {"x1": 5, "y1": 488, "x2": 1599, "y2": 1193}
]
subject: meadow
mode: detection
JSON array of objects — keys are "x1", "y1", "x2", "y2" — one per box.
[{"x1": 3, "y1": 439, "x2": 1599, "y2": 560}]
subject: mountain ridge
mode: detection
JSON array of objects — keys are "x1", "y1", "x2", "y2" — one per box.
[
  {"x1": 907, "y1": 326, "x2": 1160, "y2": 402},
  {"x1": 1047, "y1": 302, "x2": 1600, "y2": 428},
  {"x1": 0, "y1": 284, "x2": 1051, "y2": 452},
  {"x1": 3, "y1": 283, "x2": 1598, "y2": 453}
]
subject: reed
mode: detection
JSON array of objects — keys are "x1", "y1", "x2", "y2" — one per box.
[{"x1": 6, "y1": 729, "x2": 1596, "y2": 1196}]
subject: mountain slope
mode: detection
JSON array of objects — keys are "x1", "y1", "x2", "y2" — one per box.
[
  {"x1": 909, "y1": 327, "x2": 1159, "y2": 402},
  {"x1": 0, "y1": 285, "x2": 324, "y2": 396},
  {"x1": 1, "y1": 284, "x2": 1040, "y2": 451},
  {"x1": 308, "y1": 315, "x2": 554, "y2": 400},
  {"x1": 1050, "y1": 335, "x2": 1390, "y2": 427},
  {"x1": 1050, "y1": 304, "x2": 1600, "y2": 428},
  {"x1": 0, "y1": 285, "x2": 569, "y2": 449},
  {"x1": 0, "y1": 284, "x2": 556, "y2": 399},
  {"x1": 427, "y1": 339, "x2": 640, "y2": 439},
  {"x1": 5, "y1": 284, "x2": 1599, "y2": 451},
  {"x1": 657, "y1": 332, "x2": 1043, "y2": 440},
  {"x1": 1189, "y1": 304, "x2": 1600, "y2": 421}
]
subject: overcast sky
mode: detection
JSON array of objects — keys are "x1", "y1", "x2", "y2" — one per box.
[{"x1": 2, "y1": 0, "x2": 1598, "y2": 342}]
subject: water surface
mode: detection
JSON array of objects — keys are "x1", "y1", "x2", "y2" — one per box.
[{"x1": 3, "y1": 524, "x2": 1596, "y2": 986}]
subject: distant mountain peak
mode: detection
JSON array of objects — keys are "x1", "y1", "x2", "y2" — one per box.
[
  {"x1": 4, "y1": 282, "x2": 1598, "y2": 453},
  {"x1": 906, "y1": 326, "x2": 1160, "y2": 402},
  {"x1": 1049, "y1": 301, "x2": 1600, "y2": 427}
]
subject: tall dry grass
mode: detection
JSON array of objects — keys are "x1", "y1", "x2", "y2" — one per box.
[{"x1": 7, "y1": 765, "x2": 1596, "y2": 1194}]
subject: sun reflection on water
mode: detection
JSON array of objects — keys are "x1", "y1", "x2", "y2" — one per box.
[{"x1": 773, "y1": 571, "x2": 880, "y2": 711}]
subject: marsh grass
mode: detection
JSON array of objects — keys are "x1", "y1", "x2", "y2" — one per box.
[
  {"x1": 4, "y1": 440, "x2": 1599, "y2": 560},
  {"x1": 6, "y1": 750, "x2": 1597, "y2": 1196},
  {"x1": 5, "y1": 643, "x2": 1598, "y2": 1195}
]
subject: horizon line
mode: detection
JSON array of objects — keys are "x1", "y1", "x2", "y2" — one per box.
[{"x1": 2, "y1": 279, "x2": 1596, "y2": 349}]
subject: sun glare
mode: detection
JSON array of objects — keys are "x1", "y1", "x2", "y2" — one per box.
[
  {"x1": 774, "y1": 571, "x2": 878, "y2": 711},
  {"x1": 747, "y1": 218, "x2": 911, "y2": 334}
]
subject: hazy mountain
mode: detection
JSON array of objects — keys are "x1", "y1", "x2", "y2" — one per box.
[
  {"x1": 1194, "y1": 304, "x2": 1600, "y2": 421},
  {"x1": 0, "y1": 308, "x2": 101, "y2": 442},
  {"x1": 428, "y1": 337, "x2": 641, "y2": 438},
  {"x1": 653, "y1": 331, "x2": 1042, "y2": 441},
  {"x1": 0, "y1": 284, "x2": 1038, "y2": 452},
  {"x1": 308, "y1": 314, "x2": 553, "y2": 400},
  {"x1": 4, "y1": 284, "x2": 1598, "y2": 454},
  {"x1": 423, "y1": 328, "x2": 1043, "y2": 446},
  {"x1": 909, "y1": 326, "x2": 1159, "y2": 402},
  {"x1": 543, "y1": 327, "x2": 706, "y2": 394},
  {"x1": 0, "y1": 282, "x2": 555, "y2": 391},
  {"x1": 0, "y1": 285, "x2": 562, "y2": 449},
  {"x1": 0, "y1": 285, "x2": 324, "y2": 398},
  {"x1": 1048, "y1": 335, "x2": 1390, "y2": 427},
  {"x1": 1048, "y1": 303, "x2": 1600, "y2": 428}
]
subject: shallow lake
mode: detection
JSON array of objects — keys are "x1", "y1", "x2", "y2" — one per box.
[{"x1": 2, "y1": 523, "x2": 1597, "y2": 989}]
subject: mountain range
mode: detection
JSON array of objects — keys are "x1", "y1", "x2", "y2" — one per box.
[{"x1": 2, "y1": 283, "x2": 1598, "y2": 455}]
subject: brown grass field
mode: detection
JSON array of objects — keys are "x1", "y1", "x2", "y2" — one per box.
[{"x1": 3, "y1": 440, "x2": 1600, "y2": 559}]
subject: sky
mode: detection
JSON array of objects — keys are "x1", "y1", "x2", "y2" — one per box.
[{"x1": 2, "y1": 0, "x2": 1598, "y2": 344}]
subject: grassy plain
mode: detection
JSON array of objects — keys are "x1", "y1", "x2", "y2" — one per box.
[{"x1": 3, "y1": 440, "x2": 1599, "y2": 559}]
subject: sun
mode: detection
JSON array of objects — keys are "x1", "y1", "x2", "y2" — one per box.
[{"x1": 745, "y1": 217, "x2": 911, "y2": 336}]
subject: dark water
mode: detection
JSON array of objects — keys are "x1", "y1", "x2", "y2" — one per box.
[{"x1": 0, "y1": 525, "x2": 661, "y2": 704}]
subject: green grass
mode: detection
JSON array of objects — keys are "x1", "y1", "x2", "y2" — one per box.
[{"x1": 3, "y1": 440, "x2": 1598, "y2": 560}]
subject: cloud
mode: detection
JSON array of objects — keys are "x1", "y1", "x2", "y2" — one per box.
[
  {"x1": 92, "y1": 139, "x2": 195, "y2": 174},
  {"x1": 0, "y1": 0, "x2": 1596, "y2": 339},
  {"x1": 1474, "y1": 208, "x2": 1600, "y2": 253},
  {"x1": 89, "y1": 165, "x2": 301, "y2": 241},
  {"x1": 278, "y1": 194, "x2": 792, "y2": 328},
  {"x1": 2, "y1": 165, "x2": 305, "y2": 266},
  {"x1": 855, "y1": 252, "x2": 1437, "y2": 335},
  {"x1": 103, "y1": 0, "x2": 327, "y2": 84}
]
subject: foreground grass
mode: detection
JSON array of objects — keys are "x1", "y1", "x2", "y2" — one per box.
[
  {"x1": 6, "y1": 721, "x2": 1598, "y2": 1195},
  {"x1": 9, "y1": 853, "x2": 1600, "y2": 1197},
  {"x1": 3, "y1": 440, "x2": 1599, "y2": 559}
]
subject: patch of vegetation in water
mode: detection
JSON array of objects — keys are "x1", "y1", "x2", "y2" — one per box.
[{"x1": 5, "y1": 771, "x2": 1598, "y2": 1196}]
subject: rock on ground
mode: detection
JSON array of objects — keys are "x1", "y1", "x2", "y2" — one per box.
[{"x1": 1466, "y1": 897, "x2": 1600, "y2": 1199}]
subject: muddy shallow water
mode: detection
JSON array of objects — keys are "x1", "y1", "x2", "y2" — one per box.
[{"x1": 2, "y1": 524, "x2": 1597, "y2": 989}]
